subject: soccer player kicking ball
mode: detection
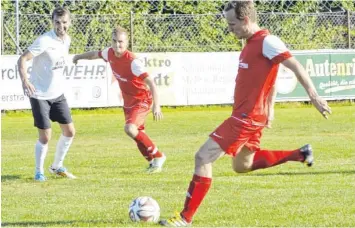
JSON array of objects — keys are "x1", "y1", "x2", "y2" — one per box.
[
  {"x1": 160, "y1": 1, "x2": 331, "y2": 226},
  {"x1": 73, "y1": 26, "x2": 166, "y2": 173},
  {"x1": 18, "y1": 7, "x2": 76, "y2": 182}
]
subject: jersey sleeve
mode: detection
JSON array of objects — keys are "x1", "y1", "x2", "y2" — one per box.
[
  {"x1": 98, "y1": 47, "x2": 110, "y2": 62},
  {"x1": 28, "y1": 35, "x2": 49, "y2": 57},
  {"x1": 131, "y1": 58, "x2": 149, "y2": 79},
  {"x1": 262, "y1": 35, "x2": 292, "y2": 64}
]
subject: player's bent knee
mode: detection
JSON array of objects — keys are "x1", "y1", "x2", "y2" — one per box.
[
  {"x1": 65, "y1": 128, "x2": 75, "y2": 137},
  {"x1": 38, "y1": 130, "x2": 51, "y2": 144},
  {"x1": 39, "y1": 133, "x2": 51, "y2": 144},
  {"x1": 124, "y1": 124, "x2": 138, "y2": 136},
  {"x1": 61, "y1": 123, "x2": 75, "y2": 137},
  {"x1": 39, "y1": 137, "x2": 50, "y2": 144},
  {"x1": 232, "y1": 162, "x2": 251, "y2": 173}
]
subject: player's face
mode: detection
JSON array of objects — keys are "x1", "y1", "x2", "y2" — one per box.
[
  {"x1": 112, "y1": 32, "x2": 128, "y2": 56},
  {"x1": 52, "y1": 14, "x2": 71, "y2": 39},
  {"x1": 225, "y1": 9, "x2": 248, "y2": 39}
]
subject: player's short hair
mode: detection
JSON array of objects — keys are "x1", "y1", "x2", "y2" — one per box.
[
  {"x1": 224, "y1": 1, "x2": 257, "y2": 22},
  {"x1": 51, "y1": 7, "x2": 70, "y2": 20},
  {"x1": 113, "y1": 26, "x2": 129, "y2": 38}
]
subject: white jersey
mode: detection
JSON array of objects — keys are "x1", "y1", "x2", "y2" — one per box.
[{"x1": 28, "y1": 29, "x2": 71, "y2": 100}]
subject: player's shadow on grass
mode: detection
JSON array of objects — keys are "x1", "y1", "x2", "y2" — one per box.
[
  {"x1": 250, "y1": 170, "x2": 355, "y2": 176},
  {"x1": 1, "y1": 175, "x2": 20, "y2": 182},
  {"x1": 1, "y1": 220, "x2": 119, "y2": 226}
]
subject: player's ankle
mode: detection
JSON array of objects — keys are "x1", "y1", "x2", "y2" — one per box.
[
  {"x1": 153, "y1": 152, "x2": 163, "y2": 158},
  {"x1": 180, "y1": 213, "x2": 192, "y2": 223}
]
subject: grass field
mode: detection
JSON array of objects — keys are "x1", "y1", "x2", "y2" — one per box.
[{"x1": 1, "y1": 103, "x2": 355, "y2": 227}]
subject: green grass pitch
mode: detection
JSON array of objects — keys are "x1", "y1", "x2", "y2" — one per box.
[{"x1": 1, "y1": 103, "x2": 354, "y2": 227}]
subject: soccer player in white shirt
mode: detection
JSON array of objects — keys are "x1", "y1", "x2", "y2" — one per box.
[{"x1": 18, "y1": 7, "x2": 76, "y2": 181}]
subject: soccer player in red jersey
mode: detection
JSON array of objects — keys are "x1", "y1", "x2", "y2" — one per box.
[
  {"x1": 73, "y1": 26, "x2": 166, "y2": 173},
  {"x1": 160, "y1": 1, "x2": 331, "y2": 226}
]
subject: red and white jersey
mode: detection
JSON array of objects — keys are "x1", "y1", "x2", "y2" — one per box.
[
  {"x1": 233, "y1": 29, "x2": 292, "y2": 124},
  {"x1": 99, "y1": 48, "x2": 152, "y2": 107}
]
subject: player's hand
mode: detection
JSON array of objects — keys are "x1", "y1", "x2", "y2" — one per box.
[
  {"x1": 22, "y1": 79, "x2": 36, "y2": 97},
  {"x1": 266, "y1": 107, "x2": 274, "y2": 128},
  {"x1": 265, "y1": 119, "x2": 273, "y2": 129},
  {"x1": 310, "y1": 96, "x2": 332, "y2": 119},
  {"x1": 152, "y1": 104, "x2": 163, "y2": 121},
  {"x1": 72, "y1": 55, "x2": 79, "y2": 65}
]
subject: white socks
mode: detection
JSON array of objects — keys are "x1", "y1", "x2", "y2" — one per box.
[
  {"x1": 35, "y1": 141, "x2": 48, "y2": 174},
  {"x1": 52, "y1": 135, "x2": 74, "y2": 170}
]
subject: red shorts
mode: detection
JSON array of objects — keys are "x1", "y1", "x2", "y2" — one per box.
[
  {"x1": 209, "y1": 116, "x2": 264, "y2": 156},
  {"x1": 123, "y1": 100, "x2": 152, "y2": 131}
]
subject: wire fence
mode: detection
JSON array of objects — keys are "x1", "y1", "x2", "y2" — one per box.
[{"x1": 1, "y1": 10, "x2": 355, "y2": 54}]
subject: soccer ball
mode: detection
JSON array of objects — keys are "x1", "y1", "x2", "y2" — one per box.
[{"x1": 128, "y1": 196, "x2": 160, "y2": 223}]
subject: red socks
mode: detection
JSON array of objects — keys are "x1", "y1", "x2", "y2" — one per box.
[
  {"x1": 177, "y1": 150, "x2": 302, "y2": 223},
  {"x1": 134, "y1": 131, "x2": 162, "y2": 160},
  {"x1": 177, "y1": 150, "x2": 303, "y2": 223},
  {"x1": 251, "y1": 148, "x2": 303, "y2": 170},
  {"x1": 134, "y1": 141, "x2": 153, "y2": 162},
  {"x1": 180, "y1": 174, "x2": 212, "y2": 223}
]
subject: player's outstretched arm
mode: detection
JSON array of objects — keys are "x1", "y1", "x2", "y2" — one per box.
[
  {"x1": 73, "y1": 51, "x2": 100, "y2": 64},
  {"x1": 282, "y1": 57, "x2": 331, "y2": 119},
  {"x1": 144, "y1": 76, "x2": 163, "y2": 121}
]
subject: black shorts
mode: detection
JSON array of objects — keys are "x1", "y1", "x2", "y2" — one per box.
[{"x1": 30, "y1": 94, "x2": 73, "y2": 129}]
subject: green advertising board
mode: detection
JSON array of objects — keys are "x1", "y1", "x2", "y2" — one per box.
[{"x1": 276, "y1": 51, "x2": 355, "y2": 101}]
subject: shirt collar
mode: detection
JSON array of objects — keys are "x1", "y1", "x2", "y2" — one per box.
[{"x1": 247, "y1": 29, "x2": 269, "y2": 42}]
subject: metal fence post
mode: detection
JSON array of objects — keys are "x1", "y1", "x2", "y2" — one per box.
[
  {"x1": 130, "y1": 11, "x2": 134, "y2": 52},
  {"x1": 347, "y1": 10, "x2": 351, "y2": 49},
  {"x1": 16, "y1": 0, "x2": 20, "y2": 54},
  {"x1": 1, "y1": 11, "x2": 4, "y2": 54}
]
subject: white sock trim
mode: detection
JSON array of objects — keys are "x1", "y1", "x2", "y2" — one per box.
[{"x1": 151, "y1": 147, "x2": 158, "y2": 155}]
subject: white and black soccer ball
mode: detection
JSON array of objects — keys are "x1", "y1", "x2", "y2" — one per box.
[{"x1": 128, "y1": 196, "x2": 160, "y2": 223}]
